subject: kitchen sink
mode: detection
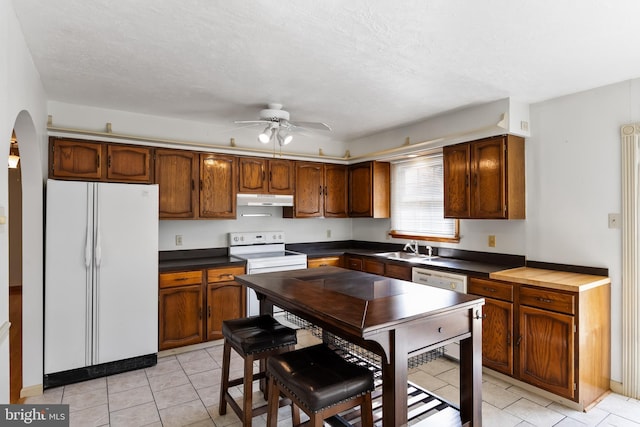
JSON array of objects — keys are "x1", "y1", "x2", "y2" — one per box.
[{"x1": 376, "y1": 251, "x2": 439, "y2": 262}]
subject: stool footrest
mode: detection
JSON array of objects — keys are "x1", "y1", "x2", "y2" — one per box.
[
  {"x1": 226, "y1": 391, "x2": 293, "y2": 419},
  {"x1": 228, "y1": 371, "x2": 266, "y2": 388}
]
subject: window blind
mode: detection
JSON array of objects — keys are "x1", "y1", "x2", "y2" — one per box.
[{"x1": 391, "y1": 154, "x2": 457, "y2": 238}]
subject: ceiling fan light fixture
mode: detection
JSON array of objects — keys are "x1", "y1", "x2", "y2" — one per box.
[
  {"x1": 277, "y1": 130, "x2": 293, "y2": 146},
  {"x1": 258, "y1": 125, "x2": 273, "y2": 144}
]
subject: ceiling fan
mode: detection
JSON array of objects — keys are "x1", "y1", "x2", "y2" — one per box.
[{"x1": 234, "y1": 103, "x2": 331, "y2": 146}]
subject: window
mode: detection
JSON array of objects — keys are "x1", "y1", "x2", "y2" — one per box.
[{"x1": 390, "y1": 153, "x2": 459, "y2": 242}]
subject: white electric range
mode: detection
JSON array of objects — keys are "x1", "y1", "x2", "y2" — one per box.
[{"x1": 228, "y1": 231, "x2": 307, "y2": 316}]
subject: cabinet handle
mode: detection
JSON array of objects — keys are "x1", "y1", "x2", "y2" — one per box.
[
  {"x1": 263, "y1": 170, "x2": 266, "y2": 181},
  {"x1": 465, "y1": 175, "x2": 469, "y2": 187},
  {"x1": 483, "y1": 287, "x2": 497, "y2": 293},
  {"x1": 319, "y1": 263, "x2": 328, "y2": 267},
  {"x1": 107, "y1": 155, "x2": 112, "y2": 168},
  {"x1": 219, "y1": 274, "x2": 233, "y2": 280},
  {"x1": 536, "y1": 297, "x2": 553, "y2": 304},
  {"x1": 474, "y1": 309, "x2": 486, "y2": 320},
  {"x1": 319, "y1": 185, "x2": 323, "y2": 195},
  {"x1": 97, "y1": 154, "x2": 101, "y2": 169},
  {"x1": 269, "y1": 171, "x2": 272, "y2": 182},
  {"x1": 192, "y1": 180, "x2": 195, "y2": 191},
  {"x1": 474, "y1": 174, "x2": 478, "y2": 186},
  {"x1": 515, "y1": 335, "x2": 522, "y2": 346},
  {"x1": 174, "y1": 277, "x2": 188, "y2": 281},
  {"x1": 324, "y1": 186, "x2": 327, "y2": 196},
  {"x1": 208, "y1": 306, "x2": 211, "y2": 318},
  {"x1": 507, "y1": 333, "x2": 511, "y2": 346},
  {"x1": 198, "y1": 308, "x2": 202, "y2": 320}
]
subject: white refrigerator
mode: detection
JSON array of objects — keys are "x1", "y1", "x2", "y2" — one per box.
[{"x1": 44, "y1": 179, "x2": 159, "y2": 378}]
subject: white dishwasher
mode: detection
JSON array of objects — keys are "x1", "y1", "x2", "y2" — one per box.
[{"x1": 412, "y1": 266, "x2": 468, "y2": 360}]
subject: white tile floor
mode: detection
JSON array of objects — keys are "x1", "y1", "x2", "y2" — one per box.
[{"x1": 26, "y1": 329, "x2": 640, "y2": 427}]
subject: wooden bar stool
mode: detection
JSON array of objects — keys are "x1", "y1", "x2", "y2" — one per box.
[
  {"x1": 266, "y1": 344, "x2": 375, "y2": 427},
  {"x1": 219, "y1": 314, "x2": 297, "y2": 426}
]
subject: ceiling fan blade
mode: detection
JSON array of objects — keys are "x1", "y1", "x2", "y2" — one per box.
[
  {"x1": 288, "y1": 121, "x2": 332, "y2": 131},
  {"x1": 234, "y1": 120, "x2": 270, "y2": 125}
]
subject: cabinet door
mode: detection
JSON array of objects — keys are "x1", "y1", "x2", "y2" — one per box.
[
  {"x1": 482, "y1": 298, "x2": 514, "y2": 376},
  {"x1": 363, "y1": 258, "x2": 385, "y2": 275},
  {"x1": 472, "y1": 137, "x2": 506, "y2": 218},
  {"x1": 238, "y1": 157, "x2": 267, "y2": 193},
  {"x1": 384, "y1": 262, "x2": 412, "y2": 281},
  {"x1": 200, "y1": 154, "x2": 237, "y2": 218},
  {"x1": 324, "y1": 164, "x2": 348, "y2": 217},
  {"x1": 348, "y1": 162, "x2": 373, "y2": 217},
  {"x1": 206, "y1": 282, "x2": 244, "y2": 341},
  {"x1": 107, "y1": 145, "x2": 153, "y2": 182},
  {"x1": 294, "y1": 162, "x2": 324, "y2": 217},
  {"x1": 443, "y1": 143, "x2": 471, "y2": 218},
  {"x1": 158, "y1": 285, "x2": 204, "y2": 350},
  {"x1": 268, "y1": 159, "x2": 294, "y2": 194},
  {"x1": 155, "y1": 149, "x2": 198, "y2": 218},
  {"x1": 518, "y1": 305, "x2": 575, "y2": 399},
  {"x1": 50, "y1": 138, "x2": 104, "y2": 180}
]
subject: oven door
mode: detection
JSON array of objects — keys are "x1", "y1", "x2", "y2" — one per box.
[{"x1": 246, "y1": 263, "x2": 307, "y2": 316}]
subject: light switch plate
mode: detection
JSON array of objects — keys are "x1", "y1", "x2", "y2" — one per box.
[{"x1": 608, "y1": 213, "x2": 621, "y2": 229}]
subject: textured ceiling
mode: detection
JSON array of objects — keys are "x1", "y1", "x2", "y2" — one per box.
[{"x1": 11, "y1": 0, "x2": 640, "y2": 141}]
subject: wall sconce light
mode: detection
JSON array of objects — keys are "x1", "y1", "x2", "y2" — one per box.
[{"x1": 8, "y1": 132, "x2": 19, "y2": 169}]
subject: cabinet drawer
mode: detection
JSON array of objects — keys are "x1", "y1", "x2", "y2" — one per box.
[
  {"x1": 469, "y1": 277, "x2": 514, "y2": 302},
  {"x1": 520, "y1": 286, "x2": 575, "y2": 315},
  {"x1": 207, "y1": 266, "x2": 245, "y2": 283},
  {"x1": 159, "y1": 270, "x2": 203, "y2": 289},
  {"x1": 363, "y1": 258, "x2": 385, "y2": 275},
  {"x1": 308, "y1": 256, "x2": 343, "y2": 268},
  {"x1": 385, "y1": 263, "x2": 412, "y2": 281},
  {"x1": 346, "y1": 257, "x2": 363, "y2": 271}
]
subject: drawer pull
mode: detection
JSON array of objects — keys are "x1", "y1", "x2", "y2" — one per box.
[
  {"x1": 438, "y1": 327, "x2": 443, "y2": 333},
  {"x1": 474, "y1": 310, "x2": 486, "y2": 320},
  {"x1": 515, "y1": 335, "x2": 522, "y2": 346},
  {"x1": 219, "y1": 274, "x2": 234, "y2": 280},
  {"x1": 483, "y1": 287, "x2": 498, "y2": 293},
  {"x1": 175, "y1": 277, "x2": 188, "y2": 281},
  {"x1": 536, "y1": 297, "x2": 553, "y2": 304},
  {"x1": 319, "y1": 263, "x2": 328, "y2": 267}
]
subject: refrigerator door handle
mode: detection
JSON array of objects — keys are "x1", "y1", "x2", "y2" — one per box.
[
  {"x1": 95, "y1": 192, "x2": 102, "y2": 268},
  {"x1": 85, "y1": 198, "x2": 92, "y2": 268}
]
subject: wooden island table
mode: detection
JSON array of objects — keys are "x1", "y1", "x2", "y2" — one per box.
[{"x1": 235, "y1": 266, "x2": 485, "y2": 426}]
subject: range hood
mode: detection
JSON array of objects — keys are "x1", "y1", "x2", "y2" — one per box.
[{"x1": 237, "y1": 193, "x2": 294, "y2": 207}]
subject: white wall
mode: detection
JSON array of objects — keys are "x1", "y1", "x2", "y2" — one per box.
[{"x1": 1, "y1": 1, "x2": 48, "y2": 403}]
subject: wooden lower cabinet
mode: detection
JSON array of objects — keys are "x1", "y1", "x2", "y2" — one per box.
[
  {"x1": 159, "y1": 266, "x2": 245, "y2": 350},
  {"x1": 384, "y1": 262, "x2": 412, "y2": 281},
  {"x1": 159, "y1": 284, "x2": 204, "y2": 350},
  {"x1": 469, "y1": 275, "x2": 610, "y2": 409},
  {"x1": 206, "y1": 266, "x2": 245, "y2": 341}
]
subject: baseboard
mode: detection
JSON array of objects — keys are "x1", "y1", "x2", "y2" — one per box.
[
  {"x1": 157, "y1": 339, "x2": 224, "y2": 358},
  {"x1": 610, "y1": 379, "x2": 623, "y2": 395},
  {"x1": 20, "y1": 384, "x2": 43, "y2": 399}
]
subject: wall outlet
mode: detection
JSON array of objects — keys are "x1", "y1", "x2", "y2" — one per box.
[
  {"x1": 326, "y1": 229, "x2": 331, "y2": 238},
  {"x1": 488, "y1": 235, "x2": 496, "y2": 247},
  {"x1": 608, "y1": 213, "x2": 621, "y2": 229},
  {"x1": 175, "y1": 234, "x2": 183, "y2": 246}
]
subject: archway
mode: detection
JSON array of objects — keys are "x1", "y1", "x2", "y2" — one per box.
[
  {"x1": 8, "y1": 111, "x2": 44, "y2": 400},
  {"x1": 8, "y1": 129, "x2": 22, "y2": 403}
]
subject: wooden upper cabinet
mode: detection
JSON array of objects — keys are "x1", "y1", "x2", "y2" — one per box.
[
  {"x1": 238, "y1": 157, "x2": 267, "y2": 193},
  {"x1": 443, "y1": 143, "x2": 471, "y2": 218},
  {"x1": 155, "y1": 149, "x2": 199, "y2": 219},
  {"x1": 348, "y1": 161, "x2": 390, "y2": 218},
  {"x1": 106, "y1": 145, "x2": 153, "y2": 182},
  {"x1": 284, "y1": 162, "x2": 347, "y2": 219},
  {"x1": 324, "y1": 164, "x2": 348, "y2": 218},
  {"x1": 50, "y1": 138, "x2": 104, "y2": 180},
  {"x1": 199, "y1": 154, "x2": 237, "y2": 219},
  {"x1": 268, "y1": 159, "x2": 295, "y2": 194},
  {"x1": 443, "y1": 135, "x2": 525, "y2": 219},
  {"x1": 49, "y1": 137, "x2": 154, "y2": 183},
  {"x1": 238, "y1": 157, "x2": 294, "y2": 194},
  {"x1": 291, "y1": 162, "x2": 324, "y2": 218}
]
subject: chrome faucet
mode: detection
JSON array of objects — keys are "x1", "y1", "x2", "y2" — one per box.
[
  {"x1": 425, "y1": 245, "x2": 433, "y2": 258},
  {"x1": 403, "y1": 240, "x2": 419, "y2": 255}
]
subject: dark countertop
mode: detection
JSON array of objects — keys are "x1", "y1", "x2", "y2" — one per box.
[
  {"x1": 159, "y1": 248, "x2": 245, "y2": 273},
  {"x1": 158, "y1": 241, "x2": 527, "y2": 277},
  {"x1": 287, "y1": 240, "x2": 525, "y2": 278}
]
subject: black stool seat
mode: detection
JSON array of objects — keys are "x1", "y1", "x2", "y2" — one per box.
[
  {"x1": 222, "y1": 314, "x2": 297, "y2": 355},
  {"x1": 219, "y1": 314, "x2": 297, "y2": 426},
  {"x1": 267, "y1": 344, "x2": 374, "y2": 415}
]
